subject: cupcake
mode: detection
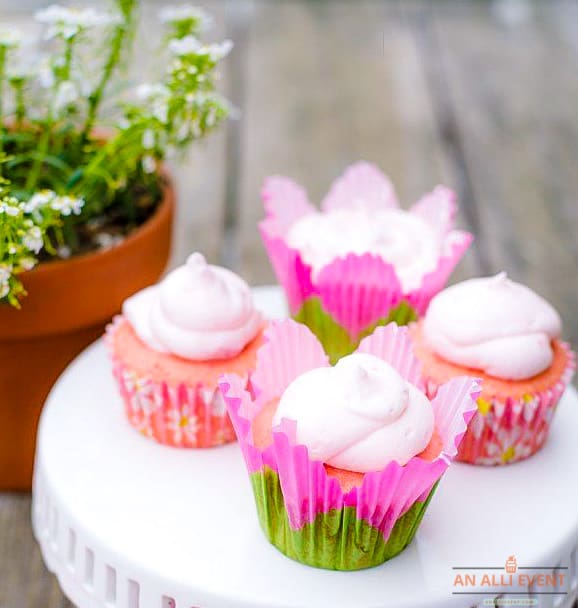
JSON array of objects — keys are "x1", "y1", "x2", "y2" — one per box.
[
  {"x1": 260, "y1": 161, "x2": 473, "y2": 362},
  {"x1": 106, "y1": 252, "x2": 265, "y2": 448},
  {"x1": 219, "y1": 319, "x2": 479, "y2": 570},
  {"x1": 411, "y1": 273, "x2": 575, "y2": 465}
]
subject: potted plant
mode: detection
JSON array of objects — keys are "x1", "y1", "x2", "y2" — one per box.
[{"x1": 0, "y1": 2, "x2": 231, "y2": 489}]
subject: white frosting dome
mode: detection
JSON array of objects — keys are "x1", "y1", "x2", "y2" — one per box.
[
  {"x1": 122, "y1": 253, "x2": 262, "y2": 360},
  {"x1": 286, "y1": 202, "x2": 442, "y2": 291},
  {"x1": 273, "y1": 353, "x2": 434, "y2": 472},
  {"x1": 423, "y1": 273, "x2": 562, "y2": 380}
]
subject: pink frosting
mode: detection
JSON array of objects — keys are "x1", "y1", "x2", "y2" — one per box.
[
  {"x1": 423, "y1": 273, "x2": 562, "y2": 380},
  {"x1": 286, "y1": 206, "x2": 443, "y2": 291},
  {"x1": 259, "y1": 162, "x2": 473, "y2": 337},
  {"x1": 273, "y1": 353, "x2": 434, "y2": 471},
  {"x1": 122, "y1": 253, "x2": 262, "y2": 360}
]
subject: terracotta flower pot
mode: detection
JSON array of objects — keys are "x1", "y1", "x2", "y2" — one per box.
[{"x1": 0, "y1": 180, "x2": 174, "y2": 490}]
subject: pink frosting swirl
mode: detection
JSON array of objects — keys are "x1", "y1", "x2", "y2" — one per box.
[
  {"x1": 273, "y1": 353, "x2": 434, "y2": 471},
  {"x1": 423, "y1": 273, "x2": 561, "y2": 380},
  {"x1": 123, "y1": 253, "x2": 262, "y2": 360}
]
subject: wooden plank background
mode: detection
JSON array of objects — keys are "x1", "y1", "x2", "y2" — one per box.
[{"x1": 1, "y1": 0, "x2": 578, "y2": 606}]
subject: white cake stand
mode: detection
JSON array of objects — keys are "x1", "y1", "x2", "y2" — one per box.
[{"x1": 32, "y1": 286, "x2": 578, "y2": 608}]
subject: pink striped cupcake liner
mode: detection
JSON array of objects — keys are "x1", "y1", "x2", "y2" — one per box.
[
  {"x1": 106, "y1": 317, "x2": 237, "y2": 449},
  {"x1": 219, "y1": 320, "x2": 480, "y2": 570},
  {"x1": 423, "y1": 342, "x2": 576, "y2": 465},
  {"x1": 259, "y1": 162, "x2": 473, "y2": 361}
]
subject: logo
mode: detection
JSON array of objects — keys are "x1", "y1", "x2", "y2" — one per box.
[
  {"x1": 505, "y1": 555, "x2": 518, "y2": 574},
  {"x1": 451, "y1": 555, "x2": 568, "y2": 601}
]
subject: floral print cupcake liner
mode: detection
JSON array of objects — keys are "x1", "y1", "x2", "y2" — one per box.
[
  {"x1": 424, "y1": 342, "x2": 575, "y2": 465},
  {"x1": 219, "y1": 320, "x2": 479, "y2": 570},
  {"x1": 260, "y1": 162, "x2": 473, "y2": 362},
  {"x1": 106, "y1": 317, "x2": 237, "y2": 448}
]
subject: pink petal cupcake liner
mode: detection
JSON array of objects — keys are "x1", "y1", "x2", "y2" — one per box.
[
  {"x1": 219, "y1": 320, "x2": 480, "y2": 569},
  {"x1": 260, "y1": 162, "x2": 473, "y2": 352},
  {"x1": 424, "y1": 342, "x2": 575, "y2": 465},
  {"x1": 106, "y1": 317, "x2": 237, "y2": 449}
]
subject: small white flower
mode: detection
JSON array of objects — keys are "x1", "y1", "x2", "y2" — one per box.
[
  {"x1": 38, "y1": 56, "x2": 56, "y2": 89},
  {"x1": 23, "y1": 226, "x2": 43, "y2": 253},
  {"x1": 72, "y1": 197, "x2": 84, "y2": 215},
  {"x1": 206, "y1": 39, "x2": 233, "y2": 60},
  {"x1": 142, "y1": 129, "x2": 155, "y2": 150},
  {"x1": 0, "y1": 281, "x2": 9, "y2": 299},
  {"x1": 166, "y1": 409, "x2": 200, "y2": 445},
  {"x1": 19, "y1": 257, "x2": 36, "y2": 271},
  {"x1": 50, "y1": 195, "x2": 84, "y2": 216},
  {"x1": 159, "y1": 5, "x2": 212, "y2": 30},
  {"x1": 53, "y1": 80, "x2": 79, "y2": 114},
  {"x1": 175, "y1": 121, "x2": 190, "y2": 143},
  {"x1": 205, "y1": 106, "x2": 216, "y2": 127},
  {"x1": 0, "y1": 28, "x2": 21, "y2": 49},
  {"x1": 94, "y1": 232, "x2": 123, "y2": 250},
  {"x1": 57, "y1": 245, "x2": 71, "y2": 259},
  {"x1": 94, "y1": 233, "x2": 113, "y2": 249},
  {"x1": 153, "y1": 100, "x2": 169, "y2": 124},
  {"x1": 193, "y1": 91, "x2": 210, "y2": 103},
  {"x1": 142, "y1": 155, "x2": 156, "y2": 174},
  {"x1": 168, "y1": 35, "x2": 201, "y2": 56},
  {"x1": 136, "y1": 83, "x2": 169, "y2": 101},
  {"x1": 36, "y1": 5, "x2": 117, "y2": 40},
  {"x1": 0, "y1": 200, "x2": 20, "y2": 217},
  {"x1": 22, "y1": 190, "x2": 56, "y2": 213},
  {"x1": 135, "y1": 83, "x2": 171, "y2": 124},
  {"x1": 0, "y1": 264, "x2": 13, "y2": 283},
  {"x1": 7, "y1": 59, "x2": 37, "y2": 81}
]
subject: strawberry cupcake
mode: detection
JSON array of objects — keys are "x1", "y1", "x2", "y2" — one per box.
[
  {"x1": 106, "y1": 253, "x2": 265, "y2": 448},
  {"x1": 260, "y1": 161, "x2": 473, "y2": 363},
  {"x1": 219, "y1": 320, "x2": 479, "y2": 570},
  {"x1": 411, "y1": 273, "x2": 575, "y2": 465}
]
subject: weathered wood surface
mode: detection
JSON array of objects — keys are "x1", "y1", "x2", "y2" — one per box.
[{"x1": 2, "y1": 0, "x2": 578, "y2": 606}]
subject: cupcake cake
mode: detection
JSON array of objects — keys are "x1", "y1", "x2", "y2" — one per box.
[
  {"x1": 106, "y1": 253, "x2": 265, "y2": 448},
  {"x1": 260, "y1": 161, "x2": 473, "y2": 362},
  {"x1": 219, "y1": 319, "x2": 479, "y2": 570},
  {"x1": 411, "y1": 273, "x2": 575, "y2": 465}
]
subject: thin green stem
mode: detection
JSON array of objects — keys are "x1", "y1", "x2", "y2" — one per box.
[
  {"x1": 25, "y1": 127, "x2": 50, "y2": 191},
  {"x1": 0, "y1": 47, "x2": 6, "y2": 154},
  {"x1": 26, "y1": 36, "x2": 75, "y2": 192},
  {"x1": 63, "y1": 37, "x2": 74, "y2": 80},
  {"x1": 80, "y1": 136, "x2": 117, "y2": 178},
  {"x1": 81, "y1": 24, "x2": 127, "y2": 142},
  {"x1": 11, "y1": 80, "x2": 25, "y2": 129},
  {"x1": 80, "y1": 0, "x2": 137, "y2": 143}
]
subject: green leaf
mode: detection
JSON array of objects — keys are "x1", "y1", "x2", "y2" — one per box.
[
  {"x1": 294, "y1": 297, "x2": 418, "y2": 364},
  {"x1": 66, "y1": 167, "x2": 84, "y2": 189}
]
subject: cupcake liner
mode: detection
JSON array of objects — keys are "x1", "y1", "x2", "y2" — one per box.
[
  {"x1": 321, "y1": 160, "x2": 399, "y2": 213},
  {"x1": 424, "y1": 342, "x2": 576, "y2": 465},
  {"x1": 106, "y1": 317, "x2": 237, "y2": 449},
  {"x1": 219, "y1": 320, "x2": 480, "y2": 570},
  {"x1": 260, "y1": 162, "x2": 473, "y2": 361},
  {"x1": 250, "y1": 466, "x2": 438, "y2": 570}
]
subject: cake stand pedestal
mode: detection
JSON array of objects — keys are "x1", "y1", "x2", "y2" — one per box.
[{"x1": 32, "y1": 286, "x2": 578, "y2": 608}]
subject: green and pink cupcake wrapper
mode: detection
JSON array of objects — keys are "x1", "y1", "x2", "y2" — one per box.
[
  {"x1": 106, "y1": 317, "x2": 237, "y2": 449},
  {"x1": 219, "y1": 320, "x2": 480, "y2": 570},
  {"x1": 423, "y1": 344, "x2": 576, "y2": 465},
  {"x1": 259, "y1": 162, "x2": 473, "y2": 362}
]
